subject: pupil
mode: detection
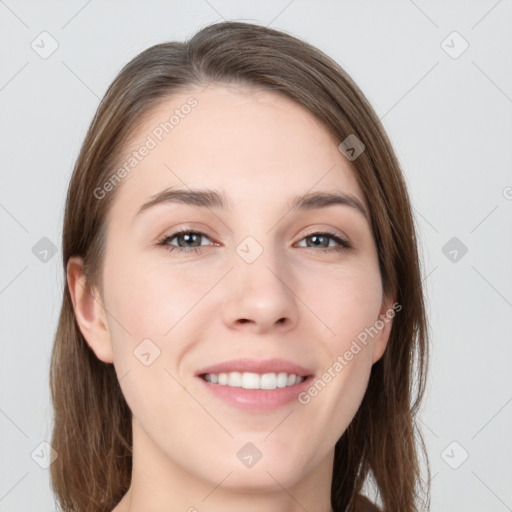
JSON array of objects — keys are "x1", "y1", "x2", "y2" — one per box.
[
  {"x1": 310, "y1": 235, "x2": 327, "y2": 248},
  {"x1": 181, "y1": 233, "x2": 199, "y2": 247}
]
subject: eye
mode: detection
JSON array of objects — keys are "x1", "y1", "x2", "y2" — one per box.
[
  {"x1": 296, "y1": 231, "x2": 352, "y2": 253},
  {"x1": 157, "y1": 229, "x2": 351, "y2": 254},
  {"x1": 157, "y1": 229, "x2": 214, "y2": 254}
]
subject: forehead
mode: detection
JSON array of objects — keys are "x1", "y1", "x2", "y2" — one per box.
[{"x1": 108, "y1": 84, "x2": 368, "y2": 220}]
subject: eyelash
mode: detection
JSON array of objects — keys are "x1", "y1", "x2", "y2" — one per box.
[{"x1": 156, "y1": 228, "x2": 352, "y2": 254}]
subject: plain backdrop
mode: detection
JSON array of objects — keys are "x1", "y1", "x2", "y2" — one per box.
[{"x1": 1, "y1": 1, "x2": 511, "y2": 511}]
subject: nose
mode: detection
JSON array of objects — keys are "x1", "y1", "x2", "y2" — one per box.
[{"x1": 221, "y1": 250, "x2": 299, "y2": 335}]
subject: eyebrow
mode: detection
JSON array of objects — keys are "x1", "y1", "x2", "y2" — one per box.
[{"x1": 134, "y1": 187, "x2": 368, "y2": 221}]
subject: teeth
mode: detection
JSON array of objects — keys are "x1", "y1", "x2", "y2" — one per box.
[
  {"x1": 242, "y1": 372, "x2": 260, "y2": 389},
  {"x1": 277, "y1": 372, "x2": 288, "y2": 388},
  {"x1": 203, "y1": 371, "x2": 304, "y2": 389},
  {"x1": 228, "y1": 372, "x2": 242, "y2": 387}
]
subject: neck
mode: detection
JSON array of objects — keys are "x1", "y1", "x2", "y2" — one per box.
[{"x1": 113, "y1": 418, "x2": 335, "y2": 512}]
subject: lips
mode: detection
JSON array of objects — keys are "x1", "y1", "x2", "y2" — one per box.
[
  {"x1": 195, "y1": 357, "x2": 314, "y2": 378},
  {"x1": 194, "y1": 357, "x2": 315, "y2": 412}
]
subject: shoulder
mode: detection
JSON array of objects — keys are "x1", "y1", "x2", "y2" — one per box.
[{"x1": 353, "y1": 494, "x2": 381, "y2": 512}]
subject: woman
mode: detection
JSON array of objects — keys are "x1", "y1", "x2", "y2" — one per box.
[{"x1": 50, "y1": 21, "x2": 430, "y2": 512}]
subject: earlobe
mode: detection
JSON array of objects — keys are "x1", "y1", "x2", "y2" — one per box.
[
  {"x1": 66, "y1": 256, "x2": 114, "y2": 364},
  {"x1": 371, "y1": 295, "x2": 396, "y2": 364}
]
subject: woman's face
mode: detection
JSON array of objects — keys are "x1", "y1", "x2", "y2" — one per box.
[{"x1": 77, "y1": 83, "x2": 394, "y2": 494}]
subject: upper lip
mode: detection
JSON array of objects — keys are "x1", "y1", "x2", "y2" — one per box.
[{"x1": 196, "y1": 358, "x2": 314, "y2": 378}]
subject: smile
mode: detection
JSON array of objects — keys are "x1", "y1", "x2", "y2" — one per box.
[{"x1": 201, "y1": 371, "x2": 305, "y2": 389}]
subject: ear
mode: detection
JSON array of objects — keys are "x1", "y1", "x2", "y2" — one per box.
[
  {"x1": 371, "y1": 293, "x2": 398, "y2": 364},
  {"x1": 66, "y1": 256, "x2": 114, "y2": 363}
]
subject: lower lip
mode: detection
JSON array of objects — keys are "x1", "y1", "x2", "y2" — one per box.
[{"x1": 197, "y1": 376, "x2": 313, "y2": 412}]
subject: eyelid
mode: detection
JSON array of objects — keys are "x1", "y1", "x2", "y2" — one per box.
[
  {"x1": 157, "y1": 227, "x2": 215, "y2": 245},
  {"x1": 156, "y1": 225, "x2": 349, "y2": 244},
  {"x1": 156, "y1": 225, "x2": 352, "y2": 255},
  {"x1": 300, "y1": 225, "x2": 350, "y2": 242}
]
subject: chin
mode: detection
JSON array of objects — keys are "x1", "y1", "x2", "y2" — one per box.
[{"x1": 215, "y1": 464, "x2": 305, "y2": 493}]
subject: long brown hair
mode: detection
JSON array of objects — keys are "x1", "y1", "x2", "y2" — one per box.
[{"x1": 50, "y1": 21, "x2": 430, "y2": 512}]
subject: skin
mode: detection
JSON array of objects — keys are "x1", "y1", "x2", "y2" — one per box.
[{"x1": 67, "y1": 83, "x2": 394, "y2": 512}]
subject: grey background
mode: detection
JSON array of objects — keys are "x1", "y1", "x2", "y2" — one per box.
[{"x1": 1, "y1": 1, "x2": 511, "y2": 511}]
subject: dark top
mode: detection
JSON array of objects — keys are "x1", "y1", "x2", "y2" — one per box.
[{"x1": 353, "y1": 494, "x2": 381, "y2": 511}]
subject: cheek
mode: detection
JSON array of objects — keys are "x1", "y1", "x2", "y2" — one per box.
[
  {"x1": 303, "y1": 258, "x2": 383, "y2": 344},
  {"x1": 319, "y1": 355, "x2": 373, "y2": 443},
  {"x1": 102, "y1": 257, "x2": 200, "y2": 439},
  {"x1": 102, "y1": 255, "x2": 223, "y2": 408},
  {"x1": 295, "y1": 261, "x2": 382, "y2": 433},
  {"x1": 103, "y1": 253, "x2": 212, "y2": 344}
]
